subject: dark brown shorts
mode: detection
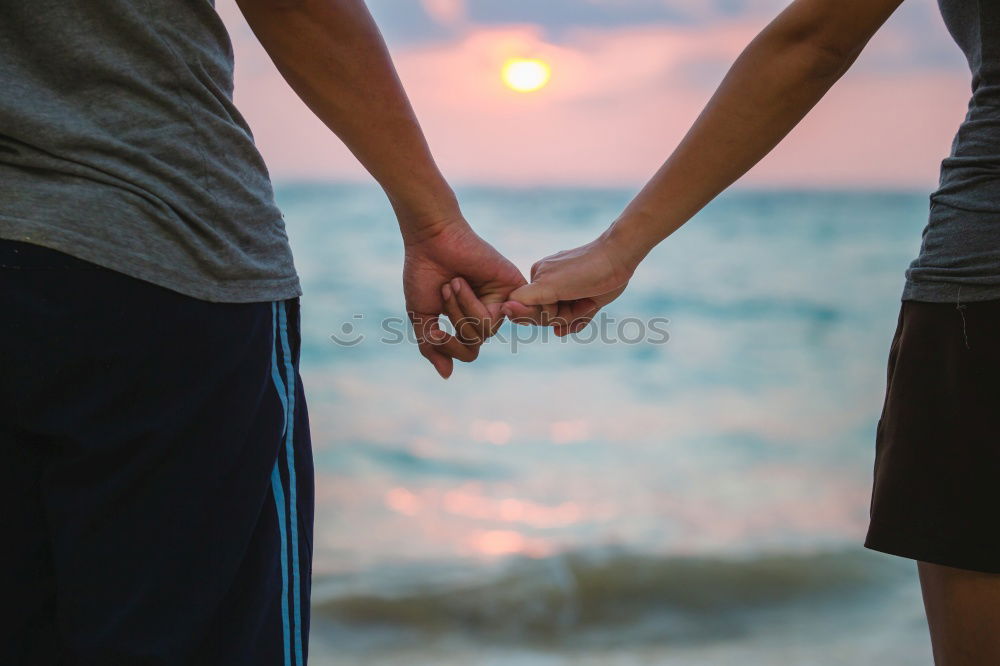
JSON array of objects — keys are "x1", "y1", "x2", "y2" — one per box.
[{"x1": 865, "y1": 298, "x2": 1000, "y2": 573}]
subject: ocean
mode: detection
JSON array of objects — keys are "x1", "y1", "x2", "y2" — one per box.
[{"x1": 278, "y1": 183, "x2": 934, "y2": 665}]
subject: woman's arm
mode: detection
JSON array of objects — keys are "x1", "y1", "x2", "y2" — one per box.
[{"x1": 506, "y1": 0, "x2": 906, "y2": 326}]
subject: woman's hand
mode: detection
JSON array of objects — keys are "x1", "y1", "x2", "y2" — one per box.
[{"x1": 501, "y1": 230, "x2": 638, "y2": 335}]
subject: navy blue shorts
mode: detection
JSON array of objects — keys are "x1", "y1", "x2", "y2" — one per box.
[{"x1": 0, "y1": 240, "x2": 313, "y2": 665}]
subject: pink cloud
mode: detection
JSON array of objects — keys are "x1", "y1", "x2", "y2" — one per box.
[
  {"x1": 220, "y1": 5, "x2": 969, "y2": 189},
  {"x1": 420, "y1": 0, "x2": 467, "y2": 27}
]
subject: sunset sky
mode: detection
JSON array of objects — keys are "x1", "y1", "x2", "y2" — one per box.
[{"x1": 219, "y1": 0, "x2": 971, "y2": 189}]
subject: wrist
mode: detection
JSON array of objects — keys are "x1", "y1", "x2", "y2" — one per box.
[
  {"x1": 600, "y1": 213, "x2": 660, "y2": 273},
  {"x1": 388, "y1": 183, "x2": 465, "y2": 245}
]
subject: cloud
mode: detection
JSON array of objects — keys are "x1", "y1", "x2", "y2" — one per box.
[{"x1": 421, "y1": 0, "x2": 467, "y2": 27}]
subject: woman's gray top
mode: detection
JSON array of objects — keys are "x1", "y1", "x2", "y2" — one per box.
[{"x1": 905, "y1": 0, "x2": 1000, "y2": 302}]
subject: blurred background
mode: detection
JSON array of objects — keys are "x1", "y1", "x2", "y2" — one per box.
[{"x1": 220, "y1": 1, "x2": 971, "y2": 664}]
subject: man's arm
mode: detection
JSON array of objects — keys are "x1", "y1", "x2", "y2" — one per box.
[
  {"x1": 236, "y1": 0, "x2": 454, "y2": 234},
  {"x1": 506, "y1": 0, "x2": 906, "y2": 324},
  {"x1": 236, "y1": 0, "x2": 526, "y2": 378}
]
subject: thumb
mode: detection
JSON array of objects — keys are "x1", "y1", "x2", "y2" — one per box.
[{"x1": 508, "y1": 280, "x2": 560, "y2": 306}]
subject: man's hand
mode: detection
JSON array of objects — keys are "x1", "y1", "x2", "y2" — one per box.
[
  {"x1": 403, "y1": 215, "x2": 526, "y2": 378},
  {"x1": 502, "y1": 231, "x2": 635, "y2": 335}
]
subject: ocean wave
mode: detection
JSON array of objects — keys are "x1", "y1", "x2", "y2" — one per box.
[{"x1": 314, "y1": 548, "x2": 906, "y2": 642}]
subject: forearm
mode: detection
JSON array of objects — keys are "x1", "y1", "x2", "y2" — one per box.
[
  {"x1": 605, "y1": 0, "x2": 902, "y2": 267},
  {"x1": 236, "y1": 0, "x2": 458, "y2": 238}
]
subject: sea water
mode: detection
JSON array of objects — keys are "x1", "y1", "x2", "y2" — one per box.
[{"x1": 279, "y1": 183, "x2": 934, "y2": 665}]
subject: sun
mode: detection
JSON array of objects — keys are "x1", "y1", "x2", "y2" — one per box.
[{"x1": 501, "y1": 58, "x2": 551, "y2": 93}]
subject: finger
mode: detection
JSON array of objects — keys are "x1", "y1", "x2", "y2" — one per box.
[
  {"x1": 555, "y1": 315, "x2": 595, "y2": 337},
  {"x1": 508, "y1": 281, "x2": 561, "y2": 308},
  {"x1": 501, "y1": 300, "x2": 547, "y2": 326},
  {"x1": 484, "y1": 302, "x2": 508, "y2": 337},
  {"x1": 419, "y1": 313, "x2": 480, "y2": 363},
  {"x1": 451, "y1": 277, "x2": 494, "y2": 341},
  {"x1": 566, "y1": 298, "x2": 599, "y2": 326},
  {"x1": 568, "y1": 308, "x2": 599, "y2": 333},
  {"x1": 500, "y1": 298, "x2": 592, "y2": 328},
  {"x1": 442, "y1": 283, "x2": 481, "y2": 344},
  {"x1": 409, "y1": 309, "x2": 438, "y2": 345},
  {"x1": 409, "y1": 311, "x2": 456, "y2": 379},
  {"x1": 429, "y1": 329, "x2": 480, "y2": 363},
  {"x1": 551, "y1": 299, "x2": 595, "y2": 329},
  {"x1": 419, "y1": 340, "x2": 455, "y2": 378},
  {"x1": 549, "y1": 299, "x2": 600, "y2": 337},
  {"x1": 540, "y1": 302, "x2": 559, "y2": 327}
]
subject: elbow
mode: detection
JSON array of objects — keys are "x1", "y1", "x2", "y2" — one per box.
[
  {"x1": 769, "y1": 12, "x2": 865, "y2": 80},
  {"x1": 797, "y1": 39, "x2": 862, "y2": 80}
]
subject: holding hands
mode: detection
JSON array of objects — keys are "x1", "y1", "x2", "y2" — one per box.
[
  {"x1": 401, "y1": 212, "x2": 527, "y2": 379},
  {"x1": 414, "y1": 222, "x2": 644, "y2": 377}
]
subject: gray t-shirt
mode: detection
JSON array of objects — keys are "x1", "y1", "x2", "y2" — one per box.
[
  {"x1": 904, "y1": 0, "x2": 1000, "y2": 302},
  {"x1": 0, "y1": 0, "x2": 300, "y2": 303}
]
